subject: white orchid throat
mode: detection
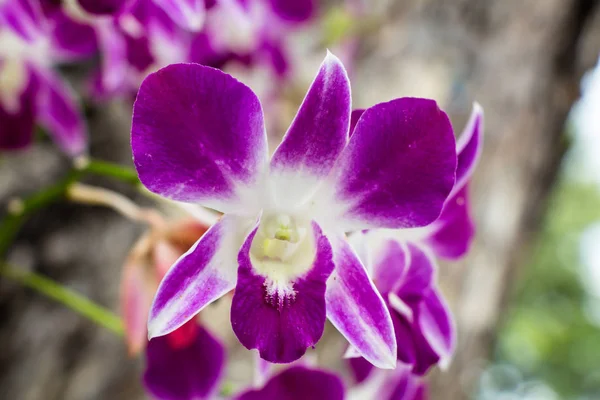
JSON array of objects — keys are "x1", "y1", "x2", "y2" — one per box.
[{"x1": 249, "y1": 213, "x2": 316, "y2": 310}]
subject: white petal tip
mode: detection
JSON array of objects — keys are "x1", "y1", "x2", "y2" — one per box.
[{"x1": 472, "y1": 101, "x2": 484, "y2": 116}]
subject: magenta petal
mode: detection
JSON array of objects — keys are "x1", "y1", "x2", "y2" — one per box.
[
  {"x1": 349, "y1": 109, "x2": 365, "y2": 137},
  {"x1": 0, "y1": 68, "x2": 37, "y2": 151},
  {"x1": 231, "y1": 222, "x2": 334, "y2": 363},
  {"x1": 50, "y1": 11, "x2": 97, "y2": 60},
  {"x1": 423, "y1": 185, "x2": 475, "y2": 260},
  {"x1": 132, "y1": 63, "x2": 267, "y2": 211},
  {"x1": 454, "y1": 103, "x2": 483, "y2": 194},
  {"x1": 394, "y1": 243, "x2": 434, "y2": 301},
  {"x1": 0, "y1": 0, "x2": 45, "y2": 42},
  {"x1": 144, "y1": 323, "x2": 225, "y2": 400},
  {"x1": 148, "y1": 216, "x2": 241, "y2": 338},
  {"x1": 325, "y1": 236, "x2": 397, "y2": 368},
  {"x1": 348, "y1": 356, "x2": 374, "y2": 384},
  {"x1": 77, "y1": 0, "x2": 124, "y2": 15},
  {"x1": 371, "y1": 240, "x2": 409, "y2": 295},
  {"x1": 96, "y1": 21, "x2": 128, "y2": 95},
  {"x1": 156, "y1": 0, "x2": 205, "y2": 31},
  {"x1": 270, "y1": 52, "x2": 350, "y2": 207},
  {"x1": 237, "y1": 366, "x2": 344, "y2": 400},
  {"x1": 385, "y1": 367, "x2": 427, "y2": 400},
  {"x1": 329, "y1": 98, "x2": 456, "y2": 231},
  {"x1": 34, "y1": 68, "x2": 87, "y2": 156},
  {"x1": 268, "y1": 0, "x2": 315, "y2": 23}
]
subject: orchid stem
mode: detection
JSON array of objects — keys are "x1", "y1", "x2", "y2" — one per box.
[
  {"x1": 0, "y1": 263, "x2": 124, "y2": 336},
  {"x1": 84, "y1": 159, "x2": 140, "y2": 187},
  {"x1": 0, "y1": 170, "x2": 82, "y2": 257}
]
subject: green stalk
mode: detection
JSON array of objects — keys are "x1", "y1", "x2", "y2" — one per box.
[
  {"x1": 0, "y1": 264, "x2": 124, "y2": 336},
  {"x1": 0, "y1": 170, "x2": 82, "y2": 257},
  {"x1": 85, "y1": 159, "x2": 140, "y2": 186}
]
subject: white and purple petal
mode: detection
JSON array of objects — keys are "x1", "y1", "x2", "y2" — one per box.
[
  {"x1": 417, "y1": 287, "x2": 456, "y2": 369},
  {"x1": 454, "y1": 103, "x2": 483, "y2": 194},
  {"x1": 269, "y1": 51, "x2": 350, "y2": 209},
  {"x1": 317, "y1": 98, "x2": 457, "y2": 231},
  {"x1": 236, "y1": 366, "x2": 344, "y2": 400},
  {"x1": 148, "y1": 215, "x2": 249, "y2": 339},
  {"x1": 144, "y1": 322, "x2": 225, "y2": 400},
  {"x1": 34, "y1": 68, "x2": 87, "y2": 157},
  {"x1": 325, "y1": 235, "x2": 397, "y2": 369},
  {"x1": 0, "y1": 63, "x2": 37, "y2": 151},
  {"x1": 154, "y1": 0, "x2": 205, "y2": 31},
  {"x1": 231, "y1": 222, "x2": 334, "y2": 363},
  {"x1": 132, "y1": 63, "x2": 268, "y2": 214}
]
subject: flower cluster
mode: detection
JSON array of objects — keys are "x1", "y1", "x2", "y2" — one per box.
[
  {"x1": 0, "y1": 0, "x2": 314, "y2": 156},
  {"x1": 129, "y1": 50, "x2": 483, "y2": 398}
]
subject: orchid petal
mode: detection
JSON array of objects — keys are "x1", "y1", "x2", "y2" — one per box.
[
  {"x1": 317, "y1": 98, "x2": 456, "y2": 231},
  {"x1": 348, "y1": 356, "x2": 374, "y2": 384},
  {"x1": 237, "y1": 366, "x2": 344, "y2": 400},
  {"x1": 76, "y1": 0, "x2": 124, "y2": 16},
  {"x1": 454, "y1": 103, "x2": 483, "y2": 194},
  {"x1": 393, "y1": 243, "x2": 434, "y2": 301},
  {"x1": 50, "y1": 11, "x2": 97, "y2": 60},
  {"x1": 0, "y1": 64, "x2": 36, "y2": 151},
  {"x1": 418, "y1": 288, "x2": 456, "y2": 369},
  {"x1": 0, "y1": 0, "x2": 45, "y2": 42},
  {"x1": 155, "y1": 0, "x2": 205, "y2": 31},
  {"x1": 325, "y1": 235, "x2": 397, "y2": 369},
  {"x1": 34, "y1": 68, "x2": 87, "y2": 156},
  {"x1": 96, "y1": 21, "x2": 129, "y2": 95},
  {"x1": 132, "y1": 63, "x2": 268, "y2": 214},
  {"x1": 270, "y1": 51, "x2": 350, "y2": 210},
  {"x1": 268, "y1": 0, "x2": 315, "y2": 23},
  {"x1": 144, "y1": 323, "x2": 225, "y2": 400},
  {"x1": 423, "y1": 185, "x2": 475, "y2": 260},
  {"x1": 148, "y1": 215, "x2": 248, "y2": 338},
  {"x1": 349, "y1": 109, "x2": 365, "y2": 137},
  {"x1": 231, "y1": 222, "x2": 334, "y2": 363}
]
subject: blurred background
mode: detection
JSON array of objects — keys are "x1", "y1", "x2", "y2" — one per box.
[{"x1": 2, "y1": 0, "x2": 600, "y2": 399}]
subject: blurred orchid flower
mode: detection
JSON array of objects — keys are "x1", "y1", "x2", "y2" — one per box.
[
  {"x1": 348, "y1": 365, "x2": 427, "y2": 400},
  {"x1": 235, "y1": 366, "x2": 344, "y2": 400},
  {"x1": 0, "y1": 0, "x2": 94, "y2": 156},
  {"x1": 348, "y1": 241, "x2": 455, "y2": 377},
  {"x1": 121, "y1": 216, "x2": 226, "y2": 400},
  {"x1": 131, "y1": 52, "x2": 457, "y2": 366},
  {"x1": 345, "y1": 105, "x2": 483, "y2": 375}
]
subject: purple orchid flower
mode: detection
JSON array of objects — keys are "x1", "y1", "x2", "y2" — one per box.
[
  {"x1": 144, "y1": 319, "x2": 225, "y2": 400},
  {"x1": 131, "y1": 52, "x2": 457, "y2": 366},
  {"x1": 348, "y1": 365, "x2": 427, "y2": 400},
  {"x1": 236, "y1": 366, "x2": 344, "y2": 400},
  {"x1": 0, "y1": 0, "x2": 93, "y2": 156}
]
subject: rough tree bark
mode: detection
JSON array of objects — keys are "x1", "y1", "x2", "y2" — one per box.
[{"x1": 350, "y1": 1, "x2": 600, "y2": 399}]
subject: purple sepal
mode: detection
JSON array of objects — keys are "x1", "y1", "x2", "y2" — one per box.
[
  {"x1": 236, "y1": 366, "x2": 344, "y2": 400},
  {"x1": 231, "y1": 222, "x2": 334, "y2": 363},
  {"x1": 77, "y1": 0, "x2": 127, "y2": 16},
  {"x1": 148, "y1": 215, "x2": 240, "y2": 339},
  {"x1": 423, "y1": 186, "x2": 475, "y2": 260},
  {"x1": 34, "y1": 68, "x2": 87, "y2": 156},
  {"x1": 454, "y1": 103, "x2": 483, "y2": 195},
  {"x1": 270, "y1": 51, "x2": 350, "y2": 208},
  {"x1": 348, "y1": 355, "x2": 374, "y2": 384},
  {"x1": 49, "y1": 11, "x2": 98, "y2": 60},
  {"x1": 268, "y1": 0, "x2": 315, "y2": 23},
  {"x1": 325, "y1": 235, "x2": 397, "y2": 369},
  {"x1": 327, "y1": 98, "x2": 457, "y2": 231},
  {"x1": 0, "y1": 67, "x2": 37, "y2": 151},
  {"x1": 131, "y1": 63, "x2": 267, "y2": 211},
  {"x1": 144, "y1": 321, "x2": 225, "y2": 400}
]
